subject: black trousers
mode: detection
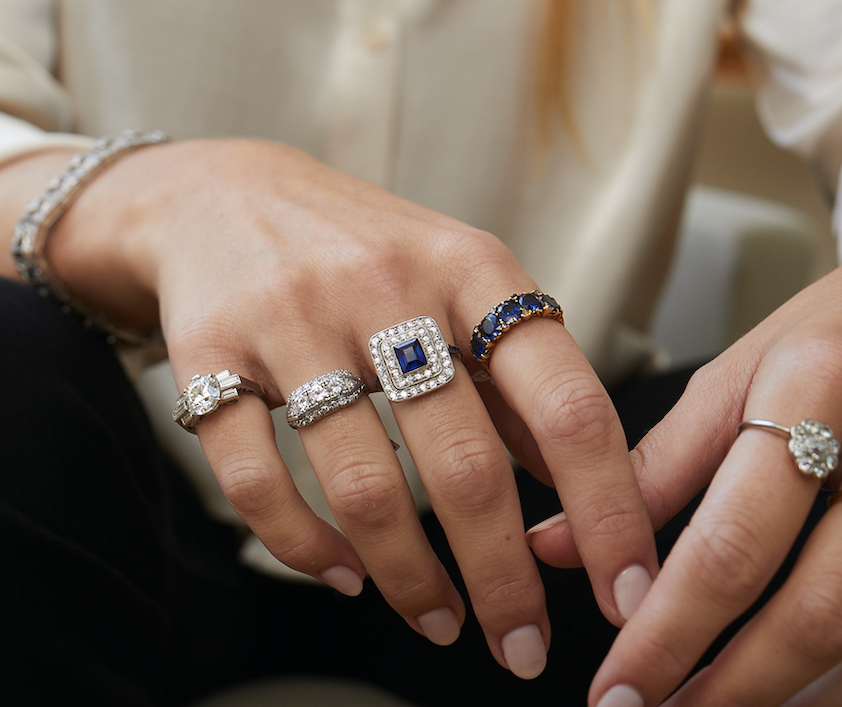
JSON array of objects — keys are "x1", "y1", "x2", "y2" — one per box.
[{"x1": 0, "y1": 279, "x2": 824, "y2": 706}]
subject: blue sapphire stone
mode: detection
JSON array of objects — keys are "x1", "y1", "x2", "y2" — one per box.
[
  {"x1": 480, "y1": 313, "x2": 500, "y2": 338},
  {"x1": 499, "y1": 300, "x2": 522, "y2": 324},
  {"x1": 471, "y1": 333, "x2": 487, "y2": 359},
  {"x1": 541, "y1": 293, "x2": 560, "y2": 310},
  {"x1": 519, "y1": 293, "x2": 542, "y2": 312},
  {"x1": 394, "y1": 338, "x2": 427, "y2": 374}
]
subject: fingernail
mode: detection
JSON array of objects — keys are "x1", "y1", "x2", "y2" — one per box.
[
  {"x1": 526, "y1": 511, "x2": 567, "y2": 536},
  {"x1": 417, "y1": 607, "x2": 461, "y2": 646},
  {"x1": 321, "y1": 565, "x2": 364, "y2": 597},
  {"x1": 501, "y1": 624, "x2": 547, "y2": 680},
  {"x1": 613, "y1": 564, "x2": 652, "y2": 622},
  {"x1": 596, "y1": 684, "x2": 644, "y2": 707}
]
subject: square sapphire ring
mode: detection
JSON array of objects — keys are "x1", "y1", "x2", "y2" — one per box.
[{"x1": 369, "y1": 316, "x2": 456, "y2": 402}]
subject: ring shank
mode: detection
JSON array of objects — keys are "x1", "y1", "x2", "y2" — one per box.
[{"x1": 738, "y1": 419, "x2": 791, "y2": 437}]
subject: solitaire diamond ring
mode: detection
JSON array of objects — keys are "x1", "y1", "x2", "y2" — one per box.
[{"x1": 173, "y1": 370, "x2": 264, "y2": 433}]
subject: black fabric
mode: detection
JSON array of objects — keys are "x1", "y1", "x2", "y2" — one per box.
[{"x1": 0, "y1": 278, "x2": 825, "y2": 706}]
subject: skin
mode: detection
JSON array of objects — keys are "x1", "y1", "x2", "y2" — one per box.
[
  {"x1": 0, "y1": 139, "x2": 657, "y2": 679},
  {"x1": 530, "y1": 269, "x2": 842, "y2": 705}
]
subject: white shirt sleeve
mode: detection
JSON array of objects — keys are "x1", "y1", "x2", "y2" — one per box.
[{"x1": 740, "y1": 0, "x2": 842, "y2": 245}]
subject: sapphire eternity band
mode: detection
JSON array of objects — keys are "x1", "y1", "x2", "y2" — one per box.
[{"x1": 471, "y1": 290, "x2": 565, "y2": 374}]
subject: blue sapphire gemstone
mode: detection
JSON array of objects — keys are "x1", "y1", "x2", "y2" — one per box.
[
  {"x1": 498, "y1": 300, "x2": 522, "y2": 324},
  {"x1": 541, "y1": 293, "x2": 560, "y2": 310},
  {"x1": 480, "y1": 314, "x2": 499, "y2": 338},
  {"x1": 519, "y1": 293, "x2": 542, "y2": 312},
  {"x1": 471, "y1": 333, "x2": 487, "y2": 359},
  {"x1": 394, "y1": 338, "x2": 427, "y2": 373}
]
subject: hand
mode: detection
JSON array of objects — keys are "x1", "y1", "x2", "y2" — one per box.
[
  {"x1": 530, "y1": 267, "x2": 842, "y2": 704},
  {"x1": 6, "y1": 138, "x2": 658, "y2": 678}
]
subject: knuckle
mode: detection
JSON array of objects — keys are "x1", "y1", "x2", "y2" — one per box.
[
  {"x1": 326, "y1": 462, "x2": 406, "y2": 528},
  {"x1": 440, "y1": 228, "x2": 523, "y2": 292},
  {"x1": 351, "y1": 241, "x2": 415, "y2": 303},
  {"x1": 573, "y1": 494, "x2": 647, "y2": 542},
  {"x1": 680, "y1": 515, "x2": 769, "y2": 605},
  {"x1": 217, "y1": 457, "x2": 280, "y2": 515},
  {"x1": 475, "y1": 571, "x2": 544, "y2": 615},
  {"x1": 531, "y1": 375, "x2": 615, "y2": 449},
  {"x1": 270, "y1": 528, "x2": 324, "y2": 571},
  {"x1": 784, "y1": 570, "x2": 842, "y2": 661},
  {"x1": 432, "y1": 434, "x2": 511, "y2": 509},
  {"x1": 630, "y1": 630, "x2": 690, "y2": 680},
  {"x1": 775, "y1": 334, "x2": 842, "y2": 387}
]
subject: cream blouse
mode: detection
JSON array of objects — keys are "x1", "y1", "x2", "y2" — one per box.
[{"x1": 2, "y1": 0, "x2": 841, "y2": 381}]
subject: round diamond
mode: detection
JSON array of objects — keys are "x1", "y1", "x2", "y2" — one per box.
[{"x1": 186, "y1": 375, "x2": 221, "y2": 415}]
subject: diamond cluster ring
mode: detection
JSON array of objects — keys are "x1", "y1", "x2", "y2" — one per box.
[
  {"x1": 286, "y1": 369, "x2": 368, "y2": 429},
  {"x1": 173, "y1": 370, "x2": 264, "y2": 433},
  {"x1": 738, "y1": 419, "x2": 840, "y2": 483},
  {"x1": 470, "y1": 290, "x2": 564, "y2": 374},
  {"x1": 369, "y1": 316, "x2": 456, "y2": 402}
]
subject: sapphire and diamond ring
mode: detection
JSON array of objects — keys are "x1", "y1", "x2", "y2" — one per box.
[
  {"x1": 738, "y1": 419, "x2": 840, "y2": 484},
  {"x1": 173, "y1": 370, "x2": 264, "y2": 433},
  {"x1": 471, "y1": 290, "x2": 565, "y2": 373},
  {"x1": 286, "y1": 369, "x2": 368, "y2": 429},
  {"x1": 369, "y1": 316, "x2": 456, "y2": 402}
]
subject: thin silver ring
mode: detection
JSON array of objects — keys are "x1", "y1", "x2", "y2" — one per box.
[
  {"x1": 173, "y1": 369, "x2": 264, "y2": 434},
  {"x1": 738, "y1": 418, "x2": 840, "y2": 483},
  {"x1": 286, "y1": 369, "x2": 368, "y2": 429}
]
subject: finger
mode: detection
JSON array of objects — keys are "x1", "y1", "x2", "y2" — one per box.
[
  {"x1": 589, "y1": 341, "x2": 840, "y2": 707},
  {"x1": 195, "y1": 391, "x2": 367, "y2": 596},
  {"x1": 660, "y1": 499, "x2": 842, "y2": 707},
  {"x1": 398, "y1": 369, "x2": 550, "y2": 678},
  {"x1": 382, "y1": 324, "x2": 550, "y2": 679},
  {"x1": 782, "y1": 662, "x2": 842, "y2": 707},
  {"x1": 477, "y1": 379, "x2": 554, "y2": 487},
  {"x1": 487, "y1": 316, "x2": 659, "y2": 627},
  {"x1": 296, "y1": 390, "x2": 466, "y2": 647},
  {"x1": 528, "y1": 351, "x2": 755, "y2": 569}
]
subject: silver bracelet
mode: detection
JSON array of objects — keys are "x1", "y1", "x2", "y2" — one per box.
[{"x1": 11, "y1": 129, "x2": 170, "y2": 345}]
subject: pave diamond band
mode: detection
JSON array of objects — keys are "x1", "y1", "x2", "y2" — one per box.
[
  {"x1": 173, "y1": 370, "x2": 264, "y2": 433},
  {"x1": 738, "y1": 418, "x2": 841, "y2": 484},
  {"x1": 369, "y1": 316, "x2": 456, "y2": 402},
  {"x1": 286, "y1": 369, "x2": 368, "y2": 429},
  {"x1": 471, "y1": 290, "x2": 564, "y2": 374}
]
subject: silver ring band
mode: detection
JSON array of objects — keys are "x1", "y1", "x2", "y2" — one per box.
[
  {"x1": 286, "y1": 369, "x2": 368, "y2": 429},
  {"x1": 738, "y1": 418, "x2": 840, "y2": 483},
  {"x1": 368, "y1": 316, "x2": 456, "y2": 402},
  {"x1": 173, "y1": 369, "x2": 264, "y2": 433}
]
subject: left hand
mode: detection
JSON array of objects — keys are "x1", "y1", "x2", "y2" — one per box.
[{"x1": 529, "y1": 266, "x2": 842, "y2": 706}]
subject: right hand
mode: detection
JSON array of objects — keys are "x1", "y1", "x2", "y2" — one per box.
[{"x1": 4, "y1": 137, "x2": 659, "y2": 678}]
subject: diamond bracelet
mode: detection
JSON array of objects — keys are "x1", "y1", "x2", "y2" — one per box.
[{"x1": 11, "y1": 129, "x2": 170, "y2": 345}]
